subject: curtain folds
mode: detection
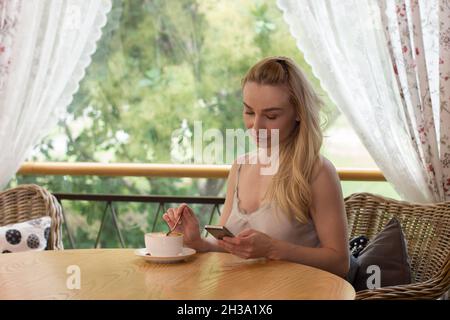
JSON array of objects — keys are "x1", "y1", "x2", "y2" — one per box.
[
  {"x1": 0, "y1": 0, "x2": 112, "y2": 189},
  {"x1": 277, "y1": 0, "x2": 450, "y2": 202}
]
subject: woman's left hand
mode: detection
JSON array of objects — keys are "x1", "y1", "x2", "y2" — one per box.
[{"x1": 217, "y1": 229, "x2": 275, "y2": 259}]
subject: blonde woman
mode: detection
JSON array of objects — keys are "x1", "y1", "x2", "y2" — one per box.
[{"x1": 163, "y1": 56, "x2": 350, "y2": 278}]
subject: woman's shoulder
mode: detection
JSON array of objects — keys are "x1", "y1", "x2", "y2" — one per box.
[
  {"x1": 311, "y1": 155, "x2": 339, "y2": 185},
  {"x1": 235, "y1": 153, "x2": 249, "y2": 164},
  {"x1": 309, "y1": 156, "x2": 344, "y2": 220},
  {"x1": 234, "y1": 152, "x2": 259, "y2": 168},
  {"x1": 228, "y1": 153, "x2": 251, "y2": 177}
]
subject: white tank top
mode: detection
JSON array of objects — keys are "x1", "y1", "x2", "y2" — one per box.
[{"x1": 224, "y1": 163, "x2": 321, "y2": 248}]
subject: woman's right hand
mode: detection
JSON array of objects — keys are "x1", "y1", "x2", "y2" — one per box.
[{"x1": 162, "y1": 203, "x2": 202, "y2": 247}]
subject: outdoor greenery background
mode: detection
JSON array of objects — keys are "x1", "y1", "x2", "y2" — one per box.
[{"x1": 9, "y1": 0, "x2": 399, "y2": 249}]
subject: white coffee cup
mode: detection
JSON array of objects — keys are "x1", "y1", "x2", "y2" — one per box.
[{"x1": 145, "y1": 232, "x2": 184, "y2": 257}]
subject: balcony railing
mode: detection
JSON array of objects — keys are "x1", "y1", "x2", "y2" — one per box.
[
  {"x1": 18, "y1": 162, "x2": 386, "y2": 181},
  {"x1": 17, "y1": 162, "x2": 386, "y2": 249}
]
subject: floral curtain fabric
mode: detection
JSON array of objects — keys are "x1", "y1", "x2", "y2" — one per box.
[
  {"x1": 379, "y1": 0, "x2": 450, "y2": 201},
  {"x1": 277, "y1": 0, "x2": 450, "y2": 202}
]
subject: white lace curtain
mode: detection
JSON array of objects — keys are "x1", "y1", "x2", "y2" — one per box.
[
  {"x1": 0, "y1": 0, "x2": 112, "y2": 189},
  {"x1": 277, "y1": 0, "x2": 450, "y2": 203}
]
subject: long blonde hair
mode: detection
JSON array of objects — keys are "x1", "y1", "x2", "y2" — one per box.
[{"x1": 242, "y1": 56, "x2": 323, "y2": 223}]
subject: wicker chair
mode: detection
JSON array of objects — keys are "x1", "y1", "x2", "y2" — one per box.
[
  {"x1": 0, "y1": 184, "x2": 63, "y2": 250},
  {"x1": 345, "y1": 192, "x2": 450, "y2": 300}
]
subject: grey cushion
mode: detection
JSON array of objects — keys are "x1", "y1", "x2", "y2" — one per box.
[
  {"x1": 352, "y1": 217, "x2": 412, "y2": 291},
  {"x1": 346, "y1": 254, "x2": 359, "y2": 284}
]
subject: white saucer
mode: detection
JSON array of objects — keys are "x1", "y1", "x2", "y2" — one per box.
[{"x1": 134, "y1": 247, "x2": 196, "y2": 263}]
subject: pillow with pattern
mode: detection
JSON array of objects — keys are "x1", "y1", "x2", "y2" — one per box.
[{"x1": 0, "y1": 217, "x2": 51, "y2": 253}]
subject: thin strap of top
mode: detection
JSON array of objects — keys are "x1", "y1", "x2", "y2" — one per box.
[
  {"x1": 234, "y1": 164, "x2": 242, "y2": 201},
  {"x1": 234, "y1": 164, "x2": 242, "y2": 206}
]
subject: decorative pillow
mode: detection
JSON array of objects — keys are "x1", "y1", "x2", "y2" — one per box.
[
  {"x1": 346, "y1": 235, "x2": 370, "y2": 284},
  {"x1": 346, "y1": 254, "x2": 360, "y2": 284},
  {"x1": 0, "y1": 217, "x2": 51, "y2": 253},
  {"x1": 351, "y1": 218, "x2": 412, "y2": 291},
  {"x1": 349, "y1": 235, "x2": 370, "y2": 258}
]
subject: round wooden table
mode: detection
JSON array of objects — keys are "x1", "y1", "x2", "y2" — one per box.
[{"x1": 0, "y1": 249, "x2": 355, "y2": 299}]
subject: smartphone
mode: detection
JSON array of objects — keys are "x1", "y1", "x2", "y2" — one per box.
[{"x1": 204, "y1": 225, "x2": 235, "y2": 240}]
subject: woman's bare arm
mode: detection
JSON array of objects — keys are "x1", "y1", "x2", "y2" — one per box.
[{"x1": 268, "y1": 157, "x2": 350, "y2": 277}]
